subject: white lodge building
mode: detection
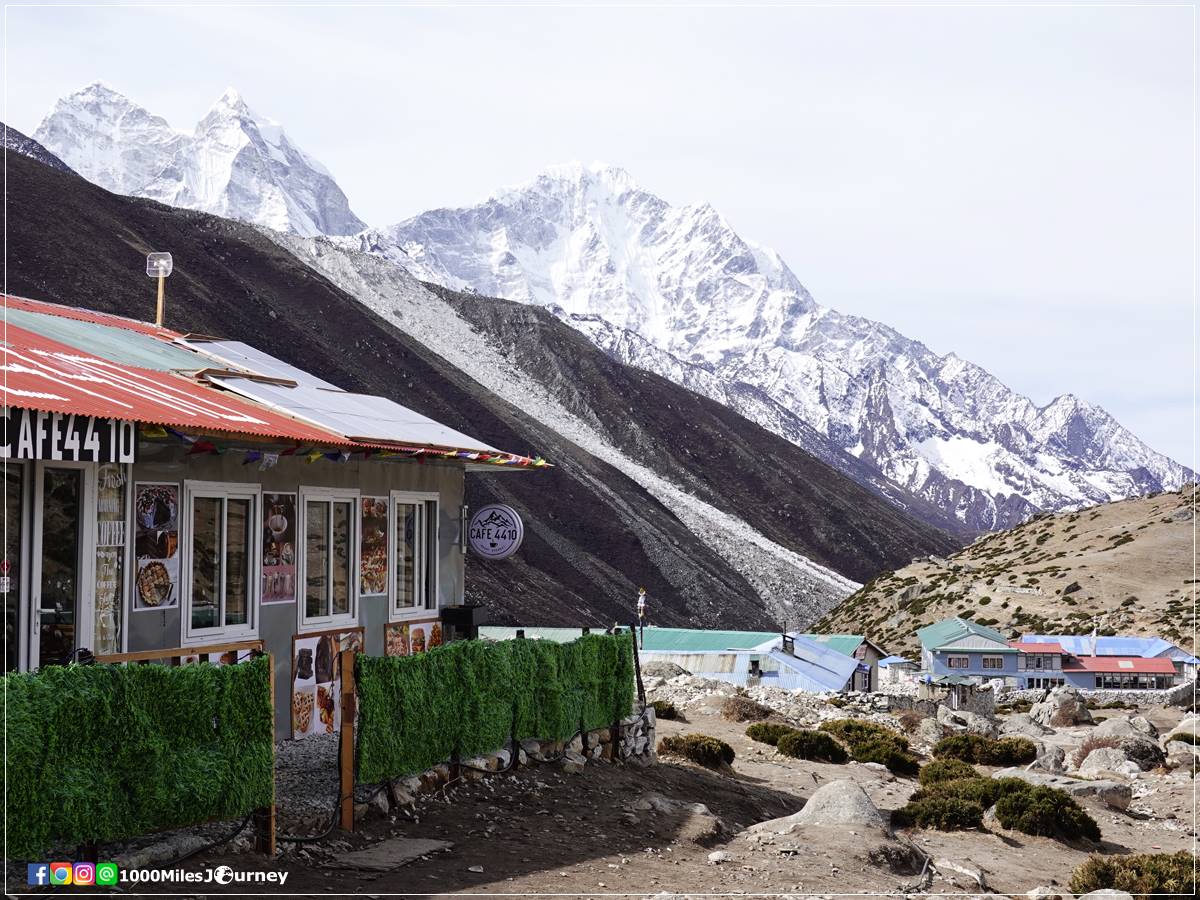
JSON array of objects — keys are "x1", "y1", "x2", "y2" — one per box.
[{"x1": 2, "y1": 295, "x2": 543, "y2": 733}]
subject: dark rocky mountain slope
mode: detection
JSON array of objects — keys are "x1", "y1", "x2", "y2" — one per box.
[{"x1": 4, "y1": 153, "x2": 958, "y2": 628}]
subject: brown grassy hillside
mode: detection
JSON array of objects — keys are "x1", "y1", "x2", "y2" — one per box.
[{"x1": 815, "y1": 486, "x2": 1196, "y2": 656}]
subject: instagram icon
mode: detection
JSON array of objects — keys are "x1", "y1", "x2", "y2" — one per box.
[{"x1": 74, "y1": 862, "x2": 96, "y2": 885}]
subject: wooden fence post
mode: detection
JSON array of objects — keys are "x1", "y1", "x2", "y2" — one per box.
[
  {"x1": 339, "y1": 648, "x2": 356, "y2": 832},
  {"x1": 254, "y1": 651, "x2": 277, "y2": 856}
]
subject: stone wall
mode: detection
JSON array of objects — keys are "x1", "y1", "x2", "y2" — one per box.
[
  {"x1": 886, "y1": 688, "x2": 995, "y2": 718},
  {"x1": 998, "y1": 682, "x2": 1195, "y2": 708},
  {"x1": 353, "y1": 707, "x2": 657, "y2": 824}
]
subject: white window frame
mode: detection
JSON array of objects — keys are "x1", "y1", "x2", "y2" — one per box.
[
  {"x1": 180, "y1": 480, "x2": 261, "y2": 646},
  {"x1": 297, "y1": 486, "x2": 360, "y2": 633},
  {"x1": 388, "y1": 490, "x2": 440, "y2": 622}
]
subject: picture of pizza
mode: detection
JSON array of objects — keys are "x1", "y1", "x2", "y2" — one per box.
[
  {"x1": 385, "y1": 623, "x2": 409, "y2": 657},
  {"x1": 293, "y1": 689, "x2": 314, "y2": 734},
  {"x1": 136, "y1": 561, "x2": 172, "y2": 606}
]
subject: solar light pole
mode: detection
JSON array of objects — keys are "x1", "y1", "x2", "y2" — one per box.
[
  {"x1": 146, "y1": 252, "x2": 173, "y2": 327},
  {"x1": 637, "y1": 587, "x2": 646, "y2": 649}
]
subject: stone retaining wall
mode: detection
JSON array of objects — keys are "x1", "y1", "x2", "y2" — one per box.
[
  {"x1": 353, "y1": 707, "x2": 657, "y2": 824},
  {"x1": 998, "y1": 682, "x2": 1196, "y2": 708}
]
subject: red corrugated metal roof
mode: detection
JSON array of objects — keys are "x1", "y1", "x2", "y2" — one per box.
[
  {"x1": 1009, "y1": 641, "x2": 1065, "y2": 653},
  {"x1": 2, "y1": 321, "x2": 354, "y2": 446},
  {"x1": 1062, "y1": 655, "x2": 1176, "y2": 674},
  {"x1": 4, "y1": 293, "x2": 173, "y2": 338}
]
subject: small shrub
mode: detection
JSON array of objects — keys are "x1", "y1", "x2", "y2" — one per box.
[
  {"x1": 819, "y1": 718, "x2": 919, "y2": 776},
  {"x1": 918, "y1": 758, "x2": 978, "y2": 786},
  {"x1": 894, "y1": 796, "x2": 983, "y2": 830},
  {"x1": 721, "y1": 695, "x2": 773, "y2": 723},
  {"x1": 657, "y1": 734, "x2": 735, "y2": 768},
  {"x1": 994, "y1": 784, "x2": 1101, "y2": 842},
  {"x1": 909, "y1": 775, "x2": 1029, "y2": 810},
  {"x1": 934, "y1": 734, "x2": 992, "y2": 763},
  {"x1": 1072, "y1": 734, "x2": 1121, "y2": 769},
  {"x1": 745, "y1": 722, "x2": 797, "y2": 746},
  {"x1": 895, "y1": 710, "x2": 924, "y2": 732},
  {"x1": 1169, "y1": 731, "x2": 1197, "y2": 745},
  {"x1": 650, "y1": 699, "x2": 679, "y2": 721},
  {"x1": 777, "y1": 729, "x2": 849, "y2": 764},
  {"x1": 1069, "y1": 851, "x2": 1195, "y2": 895},
  {"x1": 827, "y1": 696, "x2": 849, "y2": 708},
  {"x1": 990, "y1": 736, "x2": 1038, "y2": 765}
]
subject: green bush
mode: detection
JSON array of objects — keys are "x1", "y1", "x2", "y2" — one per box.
[
  {"x1": 657, "y1": 734, "x2": 735, "y2": 768},
  {"x1": 650, "y1": 699, "x2": 679, "y2": 720},
  {"x1": 776, "y1": 729, "x2": 849, "y2": 763},
  {"x1": 894, "y1": 796, "x2": 983, "y2": 830},
  {"x1": 357, "y1": 633, "x2": 634, "y2": 782},
  {"x1": 745, "y1": 722, "x2": 797, "y2": 746},
  {"x1": 918, "y1": 758, "x2": 977, "y2": 786},
  {"x1": 819, "y1": 719, "x2": 919, "y2": 776},
  {"x1": 1168, "y1": 731, "x2": 1197, "y2": 745},
  {"x1": 3, "y1": 656, "x2": 273, "y2": 860},
  {"x1": 994, "y1": 784, "x2": 1101, "y2": 842},
  {"x1": 721, "y1": 695, "x2": 773, "y2": 722},
  {"x1": 934, "y1": 734, "x2": 1037, "y2": 766},
  {"x1": 909, "y1": 775, "x2": 1030, "y2": 810},
  {"x1": 1069, "y1": 851, "x2": 1195, "y2": 895}
]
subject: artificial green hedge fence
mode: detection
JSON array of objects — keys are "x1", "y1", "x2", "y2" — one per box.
[
  {"x1": 356, "y1": 633, "x2": 635, "y2": 783},
  {"x1": 2, "y1": 656, "x2": 273, "y2": 860}
]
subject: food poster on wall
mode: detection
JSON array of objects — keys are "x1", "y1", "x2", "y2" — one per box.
[
  {"x1": 384, "y1": 620, "x2": 443, "y2": 657},
  {"x1": 360, "y1": 497, "x2": 389, "y2": 595},
  {"x1": 262, "y1": 493, "x2": 297, "y2": 604},
  {"x1": 291, "y1": 628, "x2": 363, "y2": 740},
  {"x1": 93, "y1": 463, "x2": 127, "y2": 653},
  {"x1": 133, "y1": 483, "x2": 179, "y2": 610}
]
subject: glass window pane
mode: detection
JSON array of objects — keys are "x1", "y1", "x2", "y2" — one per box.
[
  {"x1": 332, "y1": 501, "x2": 352, "y2": 616},
  {"x1": 395, "y1": 502, "x2": 418, "y2": 610},
  {"x1": 225, "y1": 498, "x2": 251, "y2": 627},
  {"x1": 39, "y1": 468, "x2": 81, "y2": 665},
  {"x1": 424, "y1": 500, "x2": 438, "y2": 609},
  {"x1": 305, "y1": 500, "x2": 329, "y2": 619},
  {"x1": 191, "y1": 497, "x2": 222, "y2": 631},
  {"x1": 5, "y1": 468, "x2": 22, "y2": 672}
]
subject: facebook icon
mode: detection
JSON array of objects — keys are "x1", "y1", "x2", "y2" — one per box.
[{"x1": 27, "y1": 864, "x2": 48, "y2": 886}]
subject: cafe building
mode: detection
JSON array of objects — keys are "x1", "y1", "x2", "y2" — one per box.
[{"x1": 2, "y1": 294, "x2": 543, "y2": 733}]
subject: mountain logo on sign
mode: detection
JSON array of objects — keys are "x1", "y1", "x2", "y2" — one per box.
[{"x1": 468, "y1": 504, "x2": 524, "y2": 560}]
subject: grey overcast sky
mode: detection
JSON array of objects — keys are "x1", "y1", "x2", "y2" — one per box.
[{"x1": 4, "y1": 1, "x2": 1193, "y2": 466}]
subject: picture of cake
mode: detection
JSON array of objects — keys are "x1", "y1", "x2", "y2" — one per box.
[
  {"x1": 315, "y1": 635, "x2": 333, "y2": 683},
  {"x1": 293, "y1": 689, "x2": 314, "y2": 734},
  {"x1": 429, "y1": 622, "x2": 443, "y2": 648},
  {"x1": 317, "y1": 685, "x2": 336, "y2": 733}
]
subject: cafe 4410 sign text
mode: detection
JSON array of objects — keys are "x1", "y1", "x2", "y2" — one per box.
[
  {"x1": 2, "y1": 408, "x2": 137, "y2": 463},
  {"x1": 468, "y1": 504, "x2": 524, "y2": 560}
]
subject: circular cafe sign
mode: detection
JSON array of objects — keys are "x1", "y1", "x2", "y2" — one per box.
[{"x1": 468, "y1": 504, "x2": 525, "y2": 560}]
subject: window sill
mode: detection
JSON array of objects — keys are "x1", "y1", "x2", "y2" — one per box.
[
  {"x1": 298, "y1": 615, "x2": 358, "y2": 635},
  {"x1": 388, "y1": 607, "x2": 440, "y2": 624},
  {"x1": 182, "y1": 627, "x2": 258, "y2": 647}
]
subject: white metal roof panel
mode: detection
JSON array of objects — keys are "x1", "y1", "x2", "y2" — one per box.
[
  {"x1": 178, "y1": 338, "x2": 343, "y2": 389},
  {"x1": 210, "y1": 376, "x2": 501, "y2": 453}
]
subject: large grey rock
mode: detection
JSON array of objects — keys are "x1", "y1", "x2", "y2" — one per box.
[
  {"x1": 1116, "y1": 735, "x2": 1166, "y2": 771},
  {"x1": 1000, "y1": 713, "x2": 1053, "y2": 739},
  {"x1": 937, "y1": 705, "x2": 998, "y2": 738},
  {"x1": 1030, "y1": 686, "x2": 1092, "y2": 727},
  {"x1": 643, "y1": 660, "x2": 689, "y2": 679},
  {"x1": 1077, "y1": 747, "x2": 1140, "y2": 779},
  {"x1": 1163, "y1": 714, "x2": 1199, "y2": 743},
  {"x1": 991, "y1": 767, "x2": 1131, "y2": 810},
  {"x1": 749, "y1": 779, "x2": 890, "y2": 834},
  {"x1": 1032, "y1": 744, "x2": 1067, "y2": 775},
  {"x1": 915, "y1": 716, "x2": 944, "y2": 747},
  {"x1": 1165, "y1": 740, "x2": 1199, "y2": 771},
  {"x1": 1094, "y1": 714, "x2": 1158, "y2": 740}
]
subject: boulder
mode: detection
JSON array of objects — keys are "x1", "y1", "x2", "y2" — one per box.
[
  {"x1": 1164, "y1": 740, "x2": 1199, "y2": 771},
  {"x1": 1094, "y1": 715, "x2": 1158, "y2": 740},
  {"x1": 1077, "y1": 747, "x2": 1141, "y2": 780},
  {"x1": 1030, "y1": 686, "x2": 1092, "y2": 727},
  {"x1": 748, "y1": 780, "x2": 890, "y2": 834},
  {"x1": 915, "y1": 716, "x2": 945, "y2": 747},
  {"x1": 1031, "y1": 744, "x2": 1067, "y2": 775},
  {"x1": 991, "y1": 767, "x2": 1131, "y2": 810},
  {"x1": 1116, "y1": 736, "x2": 1166, "y2": 771},
  {"x1": 1163, "y1": 715, "x2": 1199, "y2": 744},
  {"x1": 937, "y1": 705, "x2": 998, "y2": 738},
  {"x1": 643, "y1": 660, "x2": 689, "y2": 679},
  {"x1": 1000, "y1": 713, "x2": 1053, "y2": 739}
]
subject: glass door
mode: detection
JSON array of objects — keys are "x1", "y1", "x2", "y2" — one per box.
[
  {"x1": 3, "y1": 464, "x2": 24, "y2": 672},
  {"x1": 31, "y1": 463, "x2": 93, "y2": 668}
]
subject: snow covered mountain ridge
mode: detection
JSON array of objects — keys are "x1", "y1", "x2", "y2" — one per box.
[
  {"x1": 387, "y1": 162, "x2": 1192, "y2": 532},
  {"x1": 30, "y1": 84, "x2": 1189, "y2": 533},
  {"x1": 34, "y1": 83, "x2": 362, "y2": 236}
]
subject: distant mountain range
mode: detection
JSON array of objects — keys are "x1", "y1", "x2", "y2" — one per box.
[
  {"x1": 28, "y1": 85, "x2": 1193, "y2": 535},
  {"x1": 5, "y1": 151, "x2": 961, "y2": 629}
]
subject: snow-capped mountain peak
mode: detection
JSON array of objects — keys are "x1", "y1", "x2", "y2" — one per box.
[
  {"x1": 387, "y1": 167, "x2": 1192, "y2": 531},
  {"x1": 35, "y1": 84, "x2": 362, "y2": 237}
]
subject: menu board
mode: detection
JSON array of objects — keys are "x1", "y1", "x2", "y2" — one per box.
[
  {"x1": 93, "y1": 463, "x2": 127, "y2": 652},
  {"x1": 384, "y1": 620, "x2": 443, "y2": 657},
  {"x1": 290, "y1": 627, "x2": 363, "y2": 740},
  {"x1": 360, "y1": 497, "x2": 389, "y2": 595},
  {"x1": 133, "y1": 483, "x2": 179, "y2": 611},
  {"x1": 262, "y1": 493, "x2": 297, "y2": 604}
]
